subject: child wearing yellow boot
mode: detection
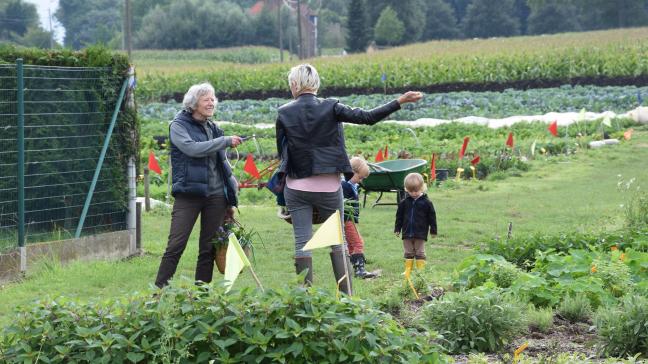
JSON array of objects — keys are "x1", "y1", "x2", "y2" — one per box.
[{"x1": 394, "y1": 172, "x2": 437, "y2": 278}]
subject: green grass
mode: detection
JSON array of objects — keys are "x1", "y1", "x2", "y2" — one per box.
[{"x1": 1, "y1": 131, "x2": 647, "y2": 328}]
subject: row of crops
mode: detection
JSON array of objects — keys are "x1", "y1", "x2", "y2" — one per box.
[
  {"x1": 140, "y1": 85, "x2": 647, "y2": 125},
  {"x1": 134, "y1": 28, "x2": 648, "y2": 101}
]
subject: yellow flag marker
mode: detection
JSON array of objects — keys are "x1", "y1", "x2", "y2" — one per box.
[
  {"x1": 513, "y1": 342, "x2": 529, "y2": 362},
  {"x1": 602, "y1": 116, "x2": 612, "y2": 127},
  {"x1": 470, "y1": 165, "x2": 476, "y2": 179},
  {"x1": 456, "y1": 167, "x2": 464, "y2": 182},
  {"x1": 224, "y1": 234, "x2": 251, "y2": 293},
  {"x1": 302, "y1": 210, "x2": 344, "y2": 251}
]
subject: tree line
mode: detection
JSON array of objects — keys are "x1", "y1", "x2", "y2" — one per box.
[{"x1": 2, "y1": 0, "x2": 648, "y2": 52}]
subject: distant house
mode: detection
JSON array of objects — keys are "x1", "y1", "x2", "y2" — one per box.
[{"x1": 249, "y1": 0, "x2": 318, "y2": 59}]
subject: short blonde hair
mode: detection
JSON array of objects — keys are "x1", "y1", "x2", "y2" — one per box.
[
  {"x1": 183, "y1": 82, "x2": 217, "y2": 112},
  {"x1": 350, "y1": 156, "x2": 370, "y2": 178},
  {"x1": 404, "y1": 173, "x2": 427, "y2": 193},
  {"x1": 288, "y1": 64, "x2": 320, "y2": 96}
]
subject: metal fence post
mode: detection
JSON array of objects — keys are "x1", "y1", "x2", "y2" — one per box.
[
  {"x1": 75, "y1": 78, "x2": 129, "y2": 238},
  {"x1": 16, "y1": 59, "x2": 26, "y2": 272},
  {"x1": 128, "y1": 157, "x2": 137, "y2": 254}
]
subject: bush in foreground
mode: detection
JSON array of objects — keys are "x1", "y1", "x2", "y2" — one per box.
[
  {"x1": 422, "y1": 289, "x2": 526, "y2": 354},
  {"x1": 595, "y1": 294, "x2": 648, "y2": 357},
  {"x1": 0, "y1": 281, "x2": 444, "y2": 363}
]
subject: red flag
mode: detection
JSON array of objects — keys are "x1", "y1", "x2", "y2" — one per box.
[
  {"x1": 148, "y1": 151, "x2": 161, "y2": 174},
  {"x1": 548, "y1": 121, "x2": 558, "y2": 137},
  {"x1": 375, "y1": 148, "x2": 384, "y2": 162},
  {"x1": 383, "y1": 145, "x2": 389, "y2": 159},
  {"x1": 430, "y1": 154, "x2": 436, "y2": 181},
  {"x1": 459, "y1": 137, "x2": 470, "y2": 159},
  {"x1": 243, "y1": 153, "x2": 260, "y2": 179},
  {"x1": 506, "y1": 132, "x2": 514, "y2": 148},
  {"x1": 471, "y1": 155, "x2": 480, "y2": 165}
]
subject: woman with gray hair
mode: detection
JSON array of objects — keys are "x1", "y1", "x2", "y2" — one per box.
[
  {"x1": 276, "y1": 64, "x2": 422, "y2": 295},
  {"x1": 154, "y1": 82, "x2": 243, "y2": 288}
]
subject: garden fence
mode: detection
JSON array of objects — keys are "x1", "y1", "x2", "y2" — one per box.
[{"x1": 0, "y1": 60, "x2": 129, "y2": 254}]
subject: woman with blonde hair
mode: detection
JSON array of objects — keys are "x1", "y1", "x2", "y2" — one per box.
[{"x1": 275, "y1": 63, "x2": 423, "y2": 294}]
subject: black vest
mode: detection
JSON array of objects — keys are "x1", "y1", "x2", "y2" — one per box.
[{"x1": 170, "y1": 111, "x2": 237, "y2": 206}]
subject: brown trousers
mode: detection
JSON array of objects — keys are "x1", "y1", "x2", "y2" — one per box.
[
  {"x1": 155, "y1": 194, "x2": 227, "y2": 288},
  {"x1": 403, "y1": 238, "x2": 426, "y2": 260}
]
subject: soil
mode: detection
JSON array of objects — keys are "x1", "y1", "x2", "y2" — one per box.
[
  {"x1": 398, "y1": 291, "x2": 603, "y2": 363},
  {"x1": 159, "y1": 76, "x2": 648, "y2": 103},
  {"x1": 450, "y1": 316, "x2": 600, "y2": 363}
]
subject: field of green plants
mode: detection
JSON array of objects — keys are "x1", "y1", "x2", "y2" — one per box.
[
  {"x1": 140, "y1": 85, "x2": 647, "y2": 125},
  {"x1": 135, "y1": 28, "x2": 648, "y2": 101}
]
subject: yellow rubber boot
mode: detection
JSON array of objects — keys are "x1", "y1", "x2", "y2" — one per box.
[
  {"x1": 403, "y1": 259, "x2": 414, "y2": 279},
  {"x1": 415, "y1": 259, "x2": 426, "y2": 271}
]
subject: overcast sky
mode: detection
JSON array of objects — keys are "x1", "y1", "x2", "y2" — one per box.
[{"x1": 23, "y1": 0, "x2": 65, "y2": 43}]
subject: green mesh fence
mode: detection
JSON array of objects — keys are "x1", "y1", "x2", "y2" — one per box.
[{"x1": 0, "y1": 63, "x2": 128, "y2": 253}]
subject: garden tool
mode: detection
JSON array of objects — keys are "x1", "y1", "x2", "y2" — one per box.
[
  {"x1": 330, "y1": 251, "x2": 353, "y2": 295},
  {"x1": 295, "y1": 256, "x2": 313, "y2": 286}
]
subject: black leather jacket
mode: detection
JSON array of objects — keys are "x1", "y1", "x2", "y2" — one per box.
[{"x1": 275, "y1": 93, "x2": 400, "y2": 179}]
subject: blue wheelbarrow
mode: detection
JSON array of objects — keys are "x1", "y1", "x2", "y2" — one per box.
[{"x1": 359, "y1": 159, "x2": 428, "y2": 207}]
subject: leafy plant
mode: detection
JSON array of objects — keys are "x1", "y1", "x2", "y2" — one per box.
[
  {"x1": 491, "y1": 261, "x2": 521, "y2": 288},
  {"x1": 557, "y1": 294, "x2": 592, "y2": 323},
  {"x1": 526, "y1": 305, "x2": 554, "y2": 333},
  {"x1": 422, "y1": 289, "x2": 526, "y2": 353},
  {"x1": 0, "y1": 281, "x2": 445, "y2": 363},
  {"x1": 592, "y1": 256, "x2": 633, "y2": 297},
  {"x1": 595, "y1": 294, "x2": 648, "y2": 357}
]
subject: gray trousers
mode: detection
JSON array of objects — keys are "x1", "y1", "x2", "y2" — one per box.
[{"x1": 284, "y1": 186, "x2": 345, "y2": 258}]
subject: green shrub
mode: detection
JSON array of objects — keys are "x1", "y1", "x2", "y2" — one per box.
[
  {"x1": 422, "y1": 290, "x2": 526, "y2": 353},
  {"x1": 557, "y1": 294, "x2": 592, "y2": 323},
  {"x1": 625, "y1": 190, "x2": 648, "y2": 229},
  {"x1": 595, "y1": 294, "x2": 648, "y2": 357},
  {"x1": 0, "y1": 281, "x2": 444, "y2": 363},
  {"x1": 592, "y1": 257, "x2": 633, "y2": 297},
  {"x1": 491, "y1": 261, "x2": 521, "y2": 288},
  {"x1": 526, "y1": 305, "x2": 554, "y2": 333}
]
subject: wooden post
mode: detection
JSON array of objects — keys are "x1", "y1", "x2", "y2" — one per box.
[
  {"x1": 507, "y1": 222, "x2": 513, "y2": 240},
  {"x1": 144, "y1": 166, "x2": 150, "y2": 211}
]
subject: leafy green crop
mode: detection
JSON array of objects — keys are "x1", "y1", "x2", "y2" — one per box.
[{"x1": 0, "y1": 281, "x2": 445, "y2": 363}]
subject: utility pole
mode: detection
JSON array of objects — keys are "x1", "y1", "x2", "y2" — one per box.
[
  {"x1": 278, "y1": 0, "x2": 284, "y2": 62},
  {"x1": 296, "y1": 0, "x2": 303, "y2": 59},
  {"x1": 123, "y1": 0, "x2": 132, "y2": 60},
  {"x1": 48, "y1": 7, "x2": 54, "y2": 48}
]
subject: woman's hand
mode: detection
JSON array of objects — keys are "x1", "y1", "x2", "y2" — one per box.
[
  {"x1": 397, "y1": 91, "x2": 423, "y2": 105},
  {"x1": 230, "y1": 135, "x2": 243, "y2": 147}
]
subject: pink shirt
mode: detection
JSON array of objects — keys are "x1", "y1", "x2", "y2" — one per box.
[{"x1": 286, "y1": 173, "x2": 341, "y2": 192}]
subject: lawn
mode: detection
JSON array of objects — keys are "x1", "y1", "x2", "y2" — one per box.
[{"x1": 0, "y1": 130, "x2": 646, "y2": 328}]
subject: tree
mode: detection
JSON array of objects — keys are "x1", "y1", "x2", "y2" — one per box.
[
  {"x1": 134, "y1": 0, "x2": 252, "y2": 49},
  {"x1": 56, "y1": 0, "x2": 121, "y2": 49},
  {"x1": 370, "y1": 0, "x2": 427, "y2": 43},
  {"x1": 514, "y1": 0, "x2": 530, "y2": 34},
  {"x1": 572, "y1": 0, "x2": 648, "y2": 30},
  {"x1": 346, "y1": 0, "x2": 371, "y2": 52},
  {"x1": 374, "y1": 6, "x2": 404, "y2": 46},
  {"x1": 1, "y1": 0, "x2": 39, "y2": 38},
  {"x1": 423, "y1": 0, "x2": 461, "y2": 40},
  {"x1": 446, "y1": 0, "x2": 470, "y2": 24},
  {"x1": 527, "y1": 0, "x2": 580, "y2": 35},
  {"x1": 461, "y1": 0, "x2": 520, "y2": 38}
]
